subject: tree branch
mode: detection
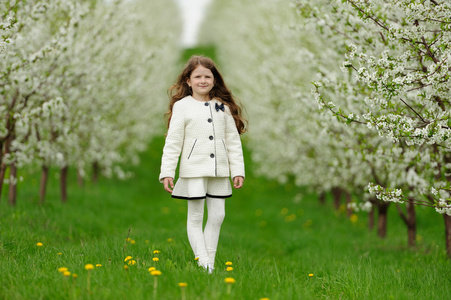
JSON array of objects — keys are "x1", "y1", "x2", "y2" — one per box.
[
  {"x1": 406, "y1": 78, "x2": 449, "y2": 92},
  {"x1": 421, "y1": 36, "x2": 439, "y2": 64},
  {"x1": 347, "y1": 0, "x2": 390, "y2": 31},
  {"x1": 399, "y1": 98, "x2": 427, "y2": 123}
]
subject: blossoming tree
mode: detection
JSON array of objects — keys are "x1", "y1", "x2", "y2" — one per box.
[
  {"x1": 0, "y1": 0, "x2": 180, "y2": 204},
  {"x1": 295, "y1": 0, "x2": 451, "y2": 256},
  {"x1": 200, "y1": 0, "x2": 451, "y2": 256}
]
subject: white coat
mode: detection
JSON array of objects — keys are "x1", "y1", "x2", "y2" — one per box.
[{"x1": 159, "y1": 96, "x2": 245, "y2": 182}]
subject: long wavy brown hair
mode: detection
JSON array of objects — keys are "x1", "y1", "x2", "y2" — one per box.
[{"x1": 166, "y1": 55, "x2": 247, "y2": 134}]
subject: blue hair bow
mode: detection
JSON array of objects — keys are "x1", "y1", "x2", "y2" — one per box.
[{"x1": 215, "y1": 102, "x2": 225, "y2": 112}]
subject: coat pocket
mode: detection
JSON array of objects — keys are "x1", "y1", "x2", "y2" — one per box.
[
  {"x1": 222, "y1": 140, "x2": 227, "y2": 152},
  {"x1": 221, "y1": 139, "x2": 229, "y2": 165},
  {"x1": 187, "y1": 139, "x2": 197, "y2": 159}
]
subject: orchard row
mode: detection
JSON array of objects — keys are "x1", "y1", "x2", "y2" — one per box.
[
  {"x1": 200, "y1": 0, "x2": 451, "y2": 257},
  {"x1": 0, "y1": 0, "x2": 179, "y2": 203}
]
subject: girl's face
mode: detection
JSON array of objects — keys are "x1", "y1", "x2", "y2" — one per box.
[{"x1": 187, "y1": 65, "x2": 214, "y2": 101}]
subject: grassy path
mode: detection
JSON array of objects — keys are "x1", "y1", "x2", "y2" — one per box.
[{"x1": 1, "y1": 137, "x2": 450, "y2": 299}]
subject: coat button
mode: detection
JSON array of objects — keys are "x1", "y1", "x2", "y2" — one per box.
[
  {"x1": 205, "y1": 102, "x2": 209, "y2": 106},
  {"x1": 209, "y1": 136, "x2": 213, "y2": 140},
  {"x1": 208, "y1": 118, "x2": 212, "y2": 123},
  {"x1": 210, "y1": 153, "x2": 215, "y2": 158}
]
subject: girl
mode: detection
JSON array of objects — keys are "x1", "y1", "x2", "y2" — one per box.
[{"x1": 159, "y1": 55, "x2": 246, "y2": 273}]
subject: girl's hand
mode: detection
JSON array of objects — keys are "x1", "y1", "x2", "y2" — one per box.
[
  {"x1": 163, "y1": 177, "x2": 174, "y2": 193},
  {"x1": 233, "y1": 176, "x2": 244, "y2": 189}
]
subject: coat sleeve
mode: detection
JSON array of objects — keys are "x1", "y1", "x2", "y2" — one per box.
[
  {"x1": 159, "y1": 102, "x2": 185, "y2": 182},
  {"x1": 224, "y1": 106, "x2": 245, "y2": 179}
]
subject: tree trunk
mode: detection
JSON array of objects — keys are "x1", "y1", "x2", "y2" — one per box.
[
  {"x1": 8, "y1": 162, "x2": 17, "y2": 206},
  {"x1": 0, "y1": 136, "x2": 13, "y2": 203},
  {"x1": 0, "y1": 141, "x2": 3, "y2": 169},
  {"x1": 318, "y1": 191, "x2": 326, "y2": 205},
  {"x1": 405, "y1": 187, "x2": 417, "y2": 247},
  {"x1": 39, "y1": 166, "x2": 49, "y2": 204},
  {"x1": 0, "y1": 163, "x2": 7, "y2": 203},
  {"x1": 394, "y1": 202, "x2": 417, "y2": 247},
  {"x1": 0, "y1": 99, "x2": 17, "y2": 202},
  {"x1": 406, "y1": 202, "x2": 416, "y2": 248},
  {"x1": 92, "y1": 161, "x2": 99, "y2": 183},
  {"x1": 331, "y1": 187, "x2": 342, "y2": 210},
  {"x1": 0, "y1": 140, "x2": 3, "y2": 202},
  {"x1": 445, "y1": 214, "x2": 451, "y2": 258},
  {"x1": 77, "y1": 169, "x2": 83, "y2": 187},
  {"x1": 60, "y1": 166, "x2": 68, "y2": 203},
  {"x1": 368, "y1": 206, "x2": 374, "y2": 231},
  {"x1": 345, "y1": 191, "x2": 352, "y2": 217},
  {"x1": 377, "y1": 203, "x2": 390, "y2": 238}
]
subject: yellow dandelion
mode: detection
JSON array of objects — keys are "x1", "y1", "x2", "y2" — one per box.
[
  {"x1": 225, "y1": 261, "x2": 233, "y2": 266},
  {"x1": 260, "y1": 298, "x2": 271, "y2": 300},
  {"x1": 131, "y1": 240, "x2": 136, "y2": 244},
  {"x1": 125, "y1": 237, "x2": 131, "y2": 242},
  {"x1": 194, "y1": 257, "x2": 199, "y2": 261},
  {"x1": 309, "y1": 273, "x2": 314, "y2": 277},
  {"x1": 151, "y1": 270, "x2": 162, "y2": 298},
  {"x1": 179, "y1": 281, "x2": 188, "y2": 300},
  {"x1": 57, "y1": 252, "x2": 62, "y2": 256},
  {"x1": 167, "y1": 238, "x2": 173, "y2": 242},
  {"x1": 226, "y1": 267, "x2": 233, "y2": 272},
  {"x1": 148, "y1": 267, "x2": 156, "y2": 272},
  {"x1": 128, "y1": 260, "x2": 136, "y2": 266},
  {"x1": 72, "y1": 274, "x2": 78, "y2": 278},
  {"x1": 58, "y1": 267, "x2": 68, "y2": 273},
  {"x1": 285, "y1": 214, "x2": 297, "y2": 222},
  {"x1": 36, "y1": 242, "x2": 43, "y2": 247},
  {"x1": 63, "y1": 271, "x2": 71, "y2": 277},
  {"x1": 124, "y1": 256, "x2": 132, "y2": 262},
  {"x1": 96, "y1": 264, "x2": 102, "y2": 267},
  {"x1": 124, "y1": 265, "x2": 129, "y2": 270},
  {"x1": 350, "y1": 214, "x2": 358, "y2": 223},
  {"x1": 85, "y1": 264, "x2": 94, "y2": 292},
  {"x1": 225, "y1": 277, "x2": 235, "y2": 295},
  {"x1": 224, "y1": 277, "x2": 235, "y2": 284},
  {"x1": 152, "y1": 257, "x2": 159, "y2": 262},
  {"x1": 153, "y1": 250, "x2": 161, "y2": 254}
]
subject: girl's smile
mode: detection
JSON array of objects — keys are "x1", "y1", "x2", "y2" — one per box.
[{"x1": 187, "y1": 65, "x2": 214, "y2": 101}]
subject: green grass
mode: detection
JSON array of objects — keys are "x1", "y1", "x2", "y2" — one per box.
[
  {"x1": 181, "y1": 46, "x2": 217, "y2": 63},
  {"x1": 0, "y1": 137, "x2": 450, "y2": 299}
]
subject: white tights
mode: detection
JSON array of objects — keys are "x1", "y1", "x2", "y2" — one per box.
[{"x1": 187, "y1": 197, "x2": 225, "y2": 269}]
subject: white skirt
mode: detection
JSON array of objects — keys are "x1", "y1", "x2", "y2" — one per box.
[{"x1": 172, "y1": 177, "x2": 232, "y2": 200}]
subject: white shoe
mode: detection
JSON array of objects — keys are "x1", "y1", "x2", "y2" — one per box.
[{"x1": 207, "y1": 264, "x2": 214, "y2": 274}]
